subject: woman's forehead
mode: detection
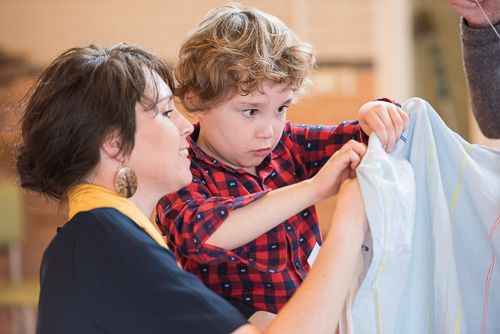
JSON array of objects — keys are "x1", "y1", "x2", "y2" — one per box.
[{"x1": 144, "y1": 70, "x2": 172, "y2": 102}]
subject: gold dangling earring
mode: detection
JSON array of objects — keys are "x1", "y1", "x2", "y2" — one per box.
[{"x1": 115, "y1": 164, "x2": 138, "y2": 198}]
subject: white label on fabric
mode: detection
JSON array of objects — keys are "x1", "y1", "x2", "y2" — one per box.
[{"x1": 307, "y1": 242, "x2": 321, "y2": 267}]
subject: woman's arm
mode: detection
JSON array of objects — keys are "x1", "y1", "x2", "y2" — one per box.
[{"x1": 233, "y1": 177, "x2": 368, "y2": 334}]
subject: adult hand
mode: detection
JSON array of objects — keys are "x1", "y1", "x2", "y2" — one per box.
[{"x1": 449, "y1": 0, "x2": 500, "y2": 28}]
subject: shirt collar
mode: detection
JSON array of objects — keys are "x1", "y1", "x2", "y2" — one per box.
[{"x1": 68, "y1": 184, "x2": 169, "y2": 250}]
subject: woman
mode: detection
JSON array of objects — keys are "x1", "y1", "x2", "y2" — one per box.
[{"x1": 17, "y1": 43, "x2": 368, "y2": 333}]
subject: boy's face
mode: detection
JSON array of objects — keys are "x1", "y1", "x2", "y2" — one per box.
[{"x1": 194, "y1": 80, "x2": 292, "y2": 174}]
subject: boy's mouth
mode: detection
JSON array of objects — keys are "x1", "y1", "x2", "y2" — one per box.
[{"x1": 251, "y1": 147, "x2": 271, "y2": 157}]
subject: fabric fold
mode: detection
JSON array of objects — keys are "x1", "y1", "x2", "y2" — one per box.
[{"x1": 352, "y1": 98, "x2": 500, "y2": 333}]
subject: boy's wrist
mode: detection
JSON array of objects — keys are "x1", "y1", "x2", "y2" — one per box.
[
  {"x1": 298, "y1": 178, "x2": 325, "y2": 206},
  {"x1": 374, "y1": 97, "x2": 401, "y2": 108}
]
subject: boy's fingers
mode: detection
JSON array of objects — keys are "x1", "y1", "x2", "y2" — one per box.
[
  {"x1": 367, "y1": 116, "x2": 388, "y2": 149},
  {"x1": 389, "y1": 106, "x2": 404, "y2": 140},
  {"x1": 345, "y1": 149, "x2": 362, "y2": 170},
  {"x1": 342, "y1": 140, "x2": 367, "y2": 158},
  {"x1": 386, "y1": 107, "x2": 410, "y2": 153},
  {"x1": 328, "y1": 141, "x2": 365, "y2": 173},
  {"x1": 399, "y1": 107, "x2": 410, "y2": 130},
  {"x1": 377, "y1": 107, "x2": 396, "y2": 153},
  {"x1": 341, "y1": 142, "x2": 365, "y2": 170}
]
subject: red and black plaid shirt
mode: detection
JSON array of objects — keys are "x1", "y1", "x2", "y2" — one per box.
[{"x1": 156, "y1": 119, "x2": 371, "y2": 313}]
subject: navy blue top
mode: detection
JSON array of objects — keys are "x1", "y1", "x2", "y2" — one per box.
[{"x1": 36, "y1": 208, "x2": 247, "y2": 333}]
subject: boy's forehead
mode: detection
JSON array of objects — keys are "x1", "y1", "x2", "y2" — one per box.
[{"x1": 230, "y1": 84, "x2": 293, "y2": 106}]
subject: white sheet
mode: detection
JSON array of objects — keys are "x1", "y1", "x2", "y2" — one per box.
[{"x1": 353, "y1": 98, "x2": 500, "y2": 334}]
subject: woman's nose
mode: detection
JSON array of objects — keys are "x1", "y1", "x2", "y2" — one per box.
[{"x1": 174, "y1": 109, "x2": 194, "y2": 136}]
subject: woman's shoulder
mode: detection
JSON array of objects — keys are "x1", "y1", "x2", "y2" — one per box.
[
  {"x1": 72, "y1": 207, "x2": 131, "y2": 225},
  {"x1": 72, "y1": 208, "x2": 172, "y2": 256},
  {"x1": 72, "y1": 207, "x2": 147, "y2": 240}
]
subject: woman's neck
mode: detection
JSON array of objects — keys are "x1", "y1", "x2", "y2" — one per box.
[
  {"x1": 127, "y1": 192, "x2": 156, "y2": 221},
  {"x1": 87, "y1": 166, "x2": 155, "y2": 219}
]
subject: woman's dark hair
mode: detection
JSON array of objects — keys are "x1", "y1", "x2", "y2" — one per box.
[{"x1": 16, "y1": 43, "x2": 174, "y2": 200}]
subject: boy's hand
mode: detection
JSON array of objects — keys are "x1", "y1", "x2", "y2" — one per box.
[
  {"x1": 311, "y1": 140, "x2": 366, "y2": 201},
  {"x1": 358, "y1": 101, "x2": 410, "y2": 153}
]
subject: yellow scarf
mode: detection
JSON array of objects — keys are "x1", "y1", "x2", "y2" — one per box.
[{"x1": 68, "y1": 184, "x2": 169, "y2": 250}]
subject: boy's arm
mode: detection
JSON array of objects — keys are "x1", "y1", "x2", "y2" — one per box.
[
  {"x1": 205, "y1": 96, "x2": 401, "y2": 251},
  {"x1": 156, "y1": 175, "x2": 272, "y2": 269},
  {"x1": 157, "y1": 140, "x2": 365, "y2": 255},
  {"x1": 204, "y1": 140, "x2": 365, "y2": 250},
  {"x1": 284, "y1": 120, "x2": 366, "y2": 180},
  {"x1": 284, "y1": 98, "x2": 399, "y2": 180}
]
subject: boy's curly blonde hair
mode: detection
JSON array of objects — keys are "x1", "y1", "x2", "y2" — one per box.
[{"x1": 175, "y1": 2, "x2": 317, "y2": 112}]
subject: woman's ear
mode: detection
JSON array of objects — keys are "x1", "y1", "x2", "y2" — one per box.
[{"x1": 101, "y1": 130, "x2": 122, "y2": 160}]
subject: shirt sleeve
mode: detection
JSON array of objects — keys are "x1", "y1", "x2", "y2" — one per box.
[
  {"x1": 375, "y1": 97, "x2": 401, "y2": 108},
  {"x1": 461, "y1": 17, "x2": 500, "y2": 139},
  {"x1": 75, "y1": 209, "x2": 247, "y2": 334},
  {"x1": 156, "y1": 167, "x2": 272, "y2": 269},
  {"x1": 282, "y1": 97, "x2": 401, "y2": 179},
  {"x1": 283, "y1": 120, "x2": 364, "y2": 179}
]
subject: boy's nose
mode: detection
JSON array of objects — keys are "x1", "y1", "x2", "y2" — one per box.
[{"x1": 256, "y1": 122, "x2": 274, "y2": 139}]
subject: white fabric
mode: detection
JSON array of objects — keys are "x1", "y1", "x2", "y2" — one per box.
[{"x1": 353, "y1": 98, "x2": 500, "y2": 334}]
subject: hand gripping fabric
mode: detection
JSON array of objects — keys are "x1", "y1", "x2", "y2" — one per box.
[{"x1": 353, "y1": 98, "x2": 500, "y2": 334}]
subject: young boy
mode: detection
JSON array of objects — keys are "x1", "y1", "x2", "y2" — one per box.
[{"x1": 156, "y1": 3, "x2": 408, "y2": 315}]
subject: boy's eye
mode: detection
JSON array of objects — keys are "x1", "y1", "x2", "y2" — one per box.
[
  {"x1": 163, "y1": 109, "x2": 173, "y2": 118},
  {"x1": 242, "y1": 109, "x2": 258, "y2": 117},
  {"x1": 276, "y1": 105, "x2": 289, "y2": 114}
]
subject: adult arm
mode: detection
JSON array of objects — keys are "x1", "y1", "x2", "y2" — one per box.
[
  {"x1": 233, "y1": 178, "x2": 368, "y2": 334},
  {"x1": 450, "y1": 0, "x2": 500, "y2": 138},
  {"x1": 449, "y1": 0, "x2": 500, "y2": 28}
]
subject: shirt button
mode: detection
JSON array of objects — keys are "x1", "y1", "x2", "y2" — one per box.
[{"x1": 295, "y1": 260, "x2": 302, "y2": 269}]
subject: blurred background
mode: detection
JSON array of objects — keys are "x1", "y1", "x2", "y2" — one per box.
[{"x1": 1, "y1": 0, "x2": 499, "y2": 332}]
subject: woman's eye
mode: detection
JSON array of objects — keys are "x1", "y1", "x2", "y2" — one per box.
[
  {"x1": 242, "y1": 109, "x2": 258, "y2": 117},
  {"x1": 276, "y1": 105, "x2": 289, "y2": 114},
  {"x1": 163, "y1": 109, "x2": 173, "y2": 118}
]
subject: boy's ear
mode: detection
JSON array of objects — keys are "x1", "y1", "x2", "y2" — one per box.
[
  {"x1": 184, "y1": 91, "x2": 208, "y2": 119},
  {"x1": 184, "y1": 91, "x2": 201, "y2": 116}
]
